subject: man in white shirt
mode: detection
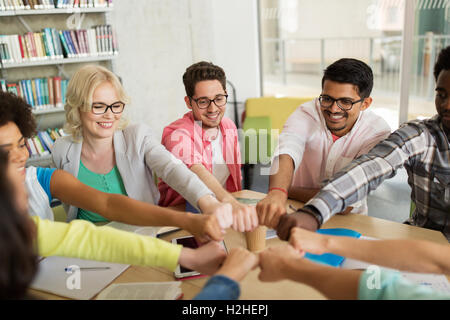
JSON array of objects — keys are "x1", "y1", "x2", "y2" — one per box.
[{"x1": 256, "y1": 58, "x2": 391, "y2": 229}]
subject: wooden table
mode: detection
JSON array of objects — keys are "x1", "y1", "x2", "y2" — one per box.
[{"x1": 30, "y1": 190, "x2": 449, "y2": 300}]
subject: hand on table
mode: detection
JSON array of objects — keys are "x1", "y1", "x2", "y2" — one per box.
[
  {"x1": 257, "y1": 244, "x2": 303, "y2": 282},
  {"x1": 215, "y1": 247, "x2": 259, "y2": 282},
  {"x1": 255, "y1": 191, "x2": 287, "y2": 229},
  {"x1": 179, "y1": 241, "x2": 227, "y2": 275},
  {"x1": 187, "y1": 213, "x2": 226, "y2": 243}
]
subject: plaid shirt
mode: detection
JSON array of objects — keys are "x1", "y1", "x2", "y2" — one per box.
[{"x1": 306, "y1": 115, "x2": 450, "y2": 241}]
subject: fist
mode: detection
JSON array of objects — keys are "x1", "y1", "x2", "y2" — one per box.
[{"x1": 276, "y1": 211, "x2": 319, "y2": 241}]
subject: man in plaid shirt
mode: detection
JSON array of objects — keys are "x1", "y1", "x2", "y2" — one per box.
[{"x1": 275, "y1": 46, "x2": 450, "y2": 242}]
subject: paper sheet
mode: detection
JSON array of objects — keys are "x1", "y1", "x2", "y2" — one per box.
[
  {"x1": 400, "y1": 272, "x2": 450, "y2": 293},
  {"x1": 340, "y1": 236, "x2": 450, "y2": 294},
  {"x1": 31, "y1": 256, "x2": 129, "y2": 300},
  {"x1": 105, "y1": 221, "x2": 158, "y2": 237},
  {"x1": 105, "y1": 221, "x2": 180, "y2": 237},
  {"x1": 96, "y1": 281, "x2": 182, "y2": 300}
]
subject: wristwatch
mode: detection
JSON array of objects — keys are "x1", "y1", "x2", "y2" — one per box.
[{"x1": 296, "y1": 205, "x2": 324, "y2": 226}]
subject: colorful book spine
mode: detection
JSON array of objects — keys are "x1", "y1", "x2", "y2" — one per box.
[
  {"x1": 34, "y1": 78, "x2": 43, "y2": 109},
  {"x1": 27, "y1": 138, "x2": 38, "y2": 157},
  {"x1": 32, "y1": 136, "x2": 50, "y2": 156},
  {"x1": 1, "y1": 24, "x2": 117, "y2": 63},
  {"x1": 4, "y1": 76, "x2": 67, "y2": 110},
  {"x1": 51, "y1": 28, "x2": 64, "y2": 58},
  {"x1": 53, "y1": 76, "x2": 62, "y2": 107},
  {"x1": 58, "y1": 30, "x2": 71, "y2": 57},
  {"x1": 63, "y1": 30, "x2": 77, "y2": 57},
  {"x1": 37, "y1": 131, "x2": 50, "y2": 152}
]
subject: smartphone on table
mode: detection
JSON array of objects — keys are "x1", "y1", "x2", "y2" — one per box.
[{"x1": 172, "y1": 236, "x2": 227, "y2": 279}]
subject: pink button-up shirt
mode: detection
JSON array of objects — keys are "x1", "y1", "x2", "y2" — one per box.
[
  {"x1": 276, "y1": 99, "x2": 392, "y2": 214},
  {"x1": 158, "y1": 111, "x2": 242, "y2": 207}
]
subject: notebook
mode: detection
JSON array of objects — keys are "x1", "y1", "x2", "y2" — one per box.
[
  {"x1": 105, "y1": 221, "x2": 180, "y2": 237},
  {"x1": 96, "y1": 281, "x2": 183, "y2": 300},
  {"x1": 30, "y1": 256, "x2": 129, "y2": 300}
]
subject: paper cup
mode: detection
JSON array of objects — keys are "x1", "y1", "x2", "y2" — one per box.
[{"x1": 245, "y1": 226, "x2": 267, "y2": 252}]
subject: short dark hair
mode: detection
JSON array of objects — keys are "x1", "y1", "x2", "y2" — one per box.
[
  {"x1": 434, "y1": 46, "x2": 450, "y2": 81},
  {"x1": 0, "y1": 91, "x2": 36, "y2": 138},
  {"x1": 182, "y1": 61, "x2": 227, "y2": 97},
  {"x1": 0, "y1": 149, "x2": 38, "y2": 299},
  {"x1": 321, "y1": 58, "x2": 374, "y2": 99}
]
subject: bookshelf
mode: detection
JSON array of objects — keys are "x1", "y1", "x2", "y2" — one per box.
[
  {"x1": 0, "y1": 1, "x2": 117, "y2": 167},
  {"x1": 2, "y1": 54, "x2": 116, "y2": 69},
  {"x1": 0, "y1": 7, "x2": 112, "y2": 16}
]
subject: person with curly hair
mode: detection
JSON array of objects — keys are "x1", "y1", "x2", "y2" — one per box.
[{"x1": 0, "y1": 144, "x2": 228, "y2": 299}]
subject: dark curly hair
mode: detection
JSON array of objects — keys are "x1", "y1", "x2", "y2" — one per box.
[
  {"x1": 0, "y1": 149, "x2": 38, "y2": 299},
  {"x1": 322, "y1": 58, "x2": 374, "y2": 99},
  {"x1": 0, "y1": 90, "x2": 36, "y2": 139},
  {"x1": 434, "y1": 46, "x2": 450, "y2": 81},
  {"x1": 182, "y1": 61, "x2": 227, "y2": 97}
]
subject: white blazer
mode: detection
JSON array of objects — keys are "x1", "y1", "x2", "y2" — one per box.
[{"x1": 52, "y1": 123, "x2": 213, "y2": 221}]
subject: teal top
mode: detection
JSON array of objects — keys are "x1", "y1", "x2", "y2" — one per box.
[
  {"x1": 358, "y1": 268, "x2": 450, "y2": 300},
  {"x1": 77, "y1": 161, "x2": 128, "y2": 223}
]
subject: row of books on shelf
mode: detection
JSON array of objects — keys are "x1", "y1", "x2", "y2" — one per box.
[
  {"x1": 0, "y1": 25, "x2": 117, "y2": 64},
  {"x1": 1, "y1": 77, "x2": 68, "y2": 110},
  {"x1": 27, "y1": 128, "x2": 67, "y2": 159},
  {"x1": 0, "y1": 0, "x2": 112, "y2": 10}
]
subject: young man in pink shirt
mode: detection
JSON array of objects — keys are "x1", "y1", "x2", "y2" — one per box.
[
  {"x1": 256, "y1": 58, "x2": 392, "y2": 229},
  {"x1": 159, "y1": 61, "x2": 258, "y2": 232}
]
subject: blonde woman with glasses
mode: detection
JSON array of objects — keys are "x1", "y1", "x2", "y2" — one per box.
[{"x1": 52, "y1": 65, "x2": 233, "y2": 240}]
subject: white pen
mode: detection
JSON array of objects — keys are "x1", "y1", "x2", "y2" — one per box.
[{"x1": 65, "y1": 267, "x2": 111, "y2": 272}]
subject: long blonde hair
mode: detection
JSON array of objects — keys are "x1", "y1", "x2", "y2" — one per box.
[{"x1": 64, "y1": 64, "x2": 130, "y2": 142}]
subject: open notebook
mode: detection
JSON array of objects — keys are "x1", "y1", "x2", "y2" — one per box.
[
  {"x1": 31, "y1": 222, "x2": 181, "y2": 300},
  {"x1": 31, "y1": 256, "x2": 129, "y2": 300},
  {"x1": 97, "y1": 281, "x2": 183, "y2": 300},
  {"x1": 105, "y1": 221, "x2": 180, "y2": 238}
]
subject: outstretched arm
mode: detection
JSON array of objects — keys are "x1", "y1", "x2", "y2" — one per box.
[
  {"x1": 50, "y1": 169, "x2": 226, "y2": 242},
  {"x1": 305, "y1": 126, "x2": 427, "y2": 225},
  {"x1": 258, "y1": 244, "x2": 361, "y2": 299},
  {"x1": 258, "y1": 244, "x2": 450, "y2": 300},
  {"x1": 289, "y1": 227, "x2": 450, "y2": 274},
  {"x1": 288, "y1": 186, "x2": 319, "y2": 203},
  {"x1": 256, "y1": 154, "x2": 293, "y2": 228},
  {"x1": 278, "y1": 125, "x2": 429, "y2": 240},
  {"x1": 33, "y1": 216, "x2": 226, "y2": 274}
]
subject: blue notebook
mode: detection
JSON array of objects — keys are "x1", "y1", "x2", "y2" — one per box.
[{"x1": 304, "y1": 228, "x2": 361, "y2": 267}]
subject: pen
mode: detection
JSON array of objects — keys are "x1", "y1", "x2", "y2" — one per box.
[
  {"x1": 156, "y1": 228, "x2": 181, "y2": 238},
  {"x1": 65, "y1": 267, "x2": 111, "y2": 272}
]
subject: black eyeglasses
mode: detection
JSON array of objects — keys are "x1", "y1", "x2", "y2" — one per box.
[
  {"x1": 189, "y1": 94, "x2": 228, "y2": 109},
  {"x1": 318, "y1": 95, "x2": 364, "y2": 111},
  {"x1": 91, "y1": 101, "x2": 125, "y2": 114}
]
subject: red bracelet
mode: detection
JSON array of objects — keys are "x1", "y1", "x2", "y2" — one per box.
[{"x1": 268, "y1": 187, "x2": 288, "y2": 197}]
